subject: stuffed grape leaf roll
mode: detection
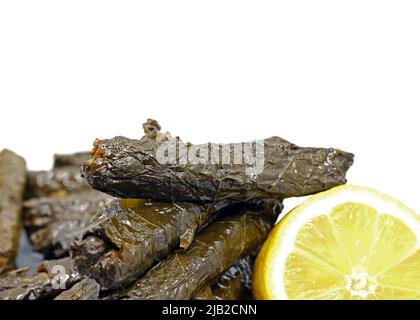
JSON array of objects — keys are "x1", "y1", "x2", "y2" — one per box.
[
  {"x1": 26, "y1": 166, "x2": 88, "y2": 199},
  {"x1": 82, "y1": 120, "x2": 354, "y2": 202},
  {"x1": 0, "y1": 149, "x2": 27, "y2": 274},
  {"x1": 70, "y1": 198, "x2": 234, "y2": 289},
  {"x1": 118, "y1": 201, "x2": 280, "y2": 300},
  {"x1": 23, "y1": 190, "x2": 113, "y2": 257},
  {"x1": 53, "y1": 152, "x2": 91, "y2": 169}
]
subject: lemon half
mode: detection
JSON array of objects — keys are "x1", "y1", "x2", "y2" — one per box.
[{"x1": 253, "y1": 185, "x2": 420, "y2": 300}]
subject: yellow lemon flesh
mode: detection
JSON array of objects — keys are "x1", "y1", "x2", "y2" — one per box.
[{"x1": 253, "y1": 185, "x2": 420, "y2": 300}]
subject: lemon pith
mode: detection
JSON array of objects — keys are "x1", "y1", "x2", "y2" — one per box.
[{"x1": 253, "y1": 185, "x2": 420, "y2": 300}]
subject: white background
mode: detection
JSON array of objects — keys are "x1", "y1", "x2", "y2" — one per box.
[{"x1": 1, "y1": 1, "x2": 419, "y2": 213}]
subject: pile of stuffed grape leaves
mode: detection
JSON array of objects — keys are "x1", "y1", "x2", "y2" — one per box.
[{"x1": 0, "y1": 119, "x2": 354, "y2": 300}]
